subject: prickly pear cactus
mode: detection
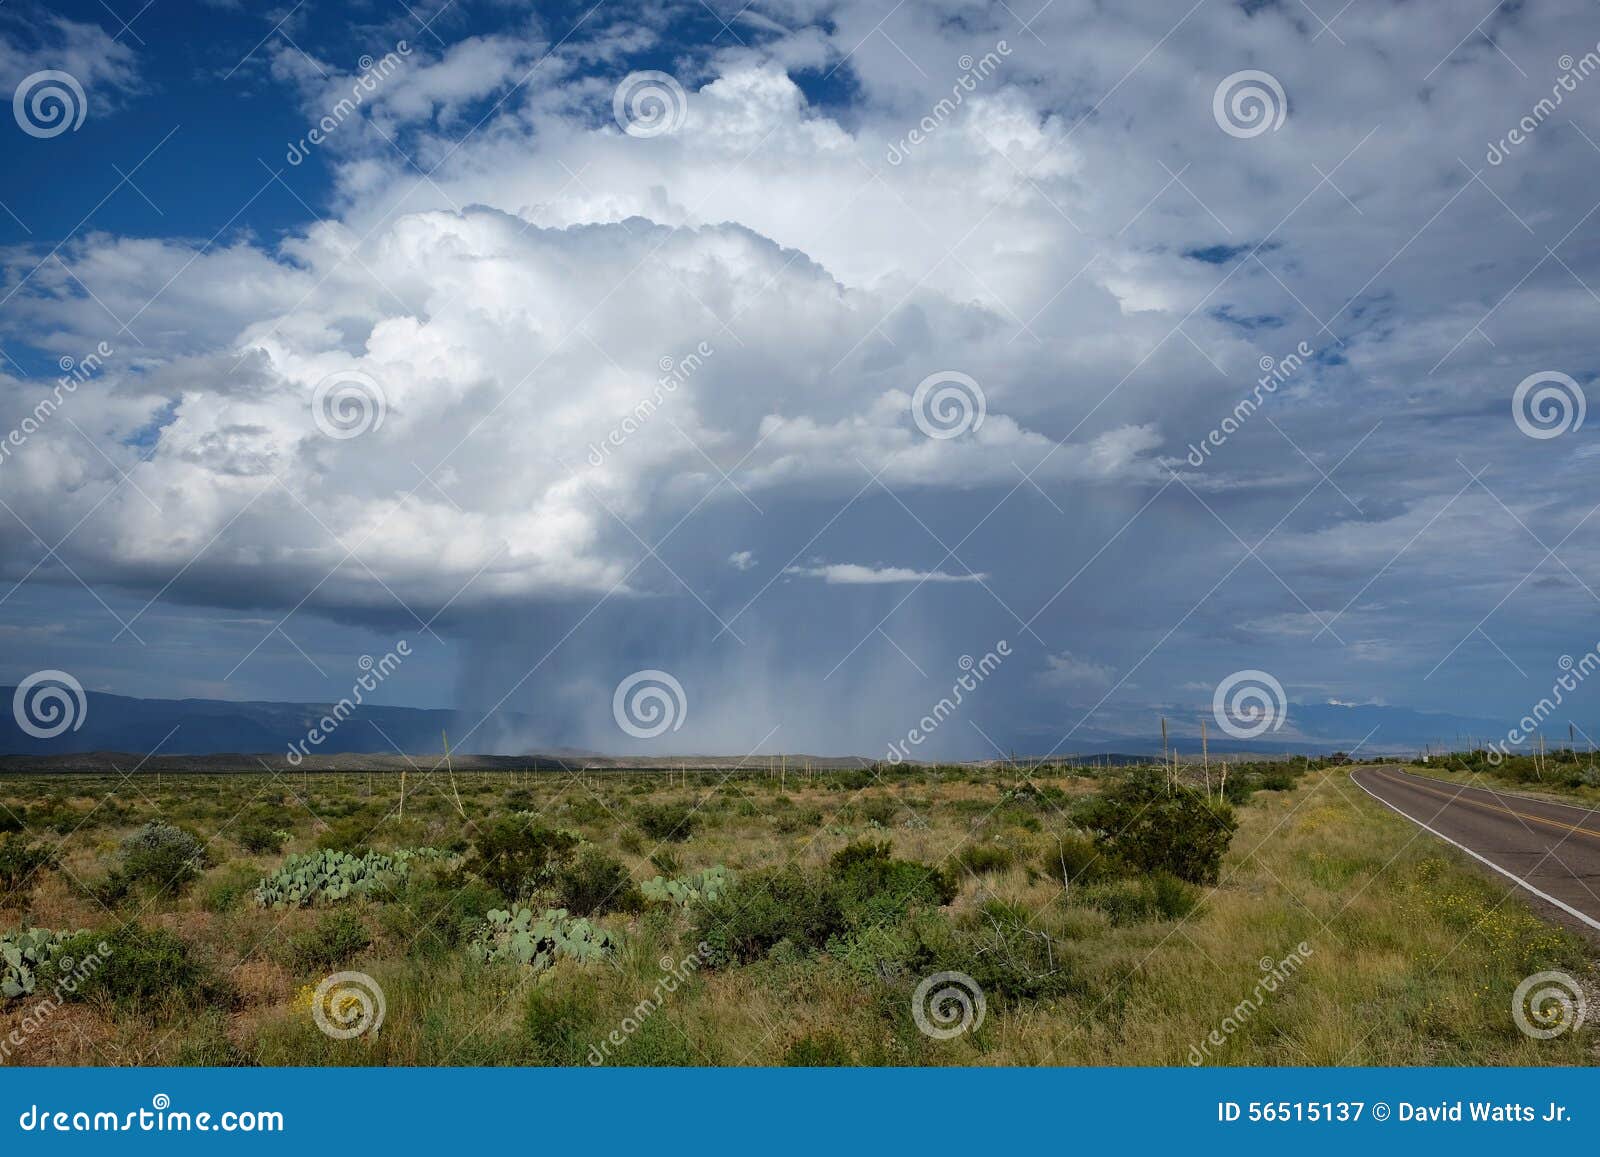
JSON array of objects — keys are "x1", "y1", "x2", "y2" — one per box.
[
  {"x1": 466, "y1": 907, "x2": 617, "y2": 970},
  {"x1": 1, "y1": 928, "x2": 79, "y2": 999},
  {"x1": 253, "y1": 847, "x2": 448, "y2": 908},
  {"x1": 641, "y1": 864, "x2": 731, "y2": 907}
]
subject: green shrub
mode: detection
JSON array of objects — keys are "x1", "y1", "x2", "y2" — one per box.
[
  {"x1": 830, "y1": 841, "x2": 957, "y2": 921},
  {"x1": 379, "y1": 873, "x2": 500, "y2": 956},
  {"x1": 467, "y1": 817, "x2": 580, "y2": 900},
  {"x1": 636, "y1": 803, "x2": 698, "y2": 843},
  {"x1": 784, "y1": 1031, "x2": 854, "y2": 1065},
  {"x1": 61, "y1": 923, "x2": 225, "y2": 1011},
  {"x1": 858, "y1": 797, "x2": 899, "y2": 826},
  {"x1": 1258, "y1": 768, "x2": 1297, "y2": 791},
  {"x1": 696, "y1": 866, "x2": 841, "y2": 965},
  {"x1": 952, "y1": 903, "x2": 1080, "y2": 1000},
  {"x1": 1078, "y1": 771, "x2": 1236, "y2": 884},
  {"x1": 314, "y1": 808, "x2": 389, "y2": 854},
  {"x1": 955, "y1": 843, "x2": 1015, "y2": 876},
  {"x1": 697, "y1": 844, "x2": 954, "y2": 966},
  {"x1": 556, "y1": 848, "x2": 643, "y2": 916},
  {"x1": 1077, "y1": 872, "x2": 1201, "y2": 925},
  {"x1": 562, "y1": 797, "x2": 609, "y2": 825},
  {"x1": 773, "y1": 807, "x2": 823, "y2": 834},
  {"x1": 118, "y1": 822, "x2": 208, "y2": 896},
  {"x1": 1043, "y1": 830, "x2": 1108, "y2": 886},
  {"x1": 0, "y1": 835, "x2": 57, "y2": 903},
  {"x1": 284, "y1": 910, "x2": 371, "y2": 972},
  {"x1": 522, "y1": 983, "x2": 605, "y2": 1064},
  {"x1": 237, "y1": 821, "x2": 289, "y2": 854},
  {"x1": 199, "y1": 864, "x2": 260, "y2": 914}
]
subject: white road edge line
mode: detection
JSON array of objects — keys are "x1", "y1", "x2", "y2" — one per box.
[{"x1": 1350, "y1": 768, "x2": 1600, "y2": 935}]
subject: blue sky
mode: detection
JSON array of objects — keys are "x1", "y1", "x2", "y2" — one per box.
[{"x1": 2, "y1": 0, "x2": 1598, "y2": 758}]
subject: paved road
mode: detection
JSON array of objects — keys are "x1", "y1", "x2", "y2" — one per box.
[{"x1": 1351, "y1": 765, "x2": 1600, "y2": 937}]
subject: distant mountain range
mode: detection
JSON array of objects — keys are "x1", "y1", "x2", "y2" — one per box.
[
  {"x1": 0, "y1": 688, "x2": 471, "y2": 759},
  {"x1": 0, "y1": 687, "x2": 1528, "y2": 765}
]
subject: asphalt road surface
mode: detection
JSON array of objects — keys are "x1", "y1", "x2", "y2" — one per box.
[{"x1": 1351, "y1": 765, "x2": 1600, "y2": 938}]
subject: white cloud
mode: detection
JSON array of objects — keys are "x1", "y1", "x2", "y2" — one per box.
[
  {"x1": 1039, "y1": 651, "x2": 1115, "y2": 689},
  {"x1": 0, "y1": 17, "x2": 139, "y2": 102},
  {"x1": 784, "y1": 562, "x2": 985, "y2": 584}
]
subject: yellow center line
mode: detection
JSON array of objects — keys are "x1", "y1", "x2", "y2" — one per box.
[{"x1": 1369, "y1": 769, "x2": 1600, "y2": 844}]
